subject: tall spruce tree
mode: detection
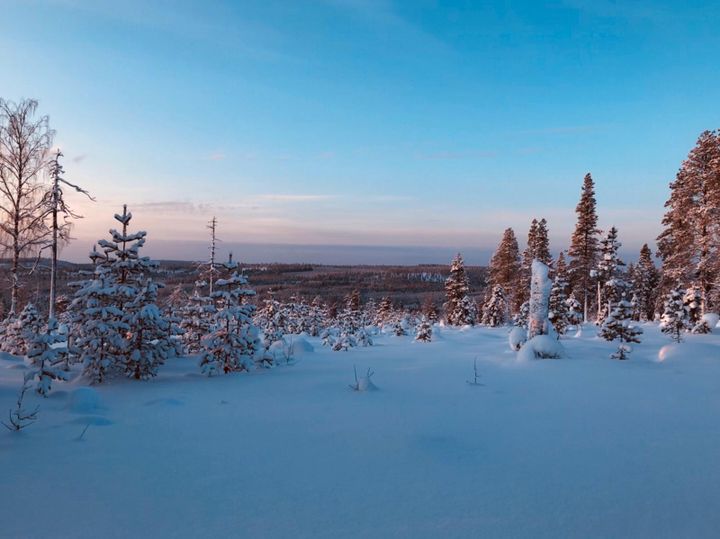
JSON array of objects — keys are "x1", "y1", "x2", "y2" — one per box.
[
  {"x1": 632, "y1": 244, "x2": 660, "y2": 321},
  {"x1": 568, "y1": 173, "x2": 601, "y2": 322},
  {"x1": 488, "y1": 228, "x2": 521, "y2": 310},
  {"x1": 534, "y1": 218, "x2": 552, "y2": 267},
  {"x1": 657, "y1": 131, "x2": 720, "y2": 313},
  {"x1": 548, "y1": 253, "x2": 570, "y2": 335},
  {"x1": 518, "y1": 219, "x2": 539, "y2": 307},
  {"x1": 444, "y1": 253, "x2": 473, "y2": 326}
]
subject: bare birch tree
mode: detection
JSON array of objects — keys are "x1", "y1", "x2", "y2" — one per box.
[{"x1": 0, "y1": 99, "x2": 54, "y2": 315}]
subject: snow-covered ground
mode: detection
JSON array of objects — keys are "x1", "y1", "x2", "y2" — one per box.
[{"x1": 2, "y1": 324, "x2": 720, "y2": 538}]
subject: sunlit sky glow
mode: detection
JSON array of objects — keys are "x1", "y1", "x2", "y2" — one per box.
[{"x1": 2, "y1": 0, "x2": 719, "y2": 264}]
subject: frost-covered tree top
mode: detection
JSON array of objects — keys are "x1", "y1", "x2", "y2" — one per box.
[
  {"x1": 597, "y1": 226, "x2": 624, "y2": 283},
  {"x1": 489, "y1": 227, "x2": 520, "y2": 292}
]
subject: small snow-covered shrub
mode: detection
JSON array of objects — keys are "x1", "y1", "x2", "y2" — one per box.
[
  {"x1": 660, "y1": 287, "x2": 688, "y2": 342},
  {"x1": 26, "y1": 317, "x2": 70, "y2": 397},
  {"x1": 414, "y1": 317, "x2": 432, "y2": 342},
  {"x1": 702, "y1": 313, "x2": 719, "y2": 329},
  {"x1": 508, "y1": 326, "x2": 527, "y2": 351},
  {"x1": 349, "y1": 366, "x2": 377, "y2": 392},
  {"x1": 517, "y1": 335, "x2": 564, "y2": 361},
  {"x1": 599, "y1": 297, "x2": 642, "y2": 359}
]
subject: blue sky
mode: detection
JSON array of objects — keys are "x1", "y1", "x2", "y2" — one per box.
[{"x1": 1, "y1": 0, "x2": 718, "y2": 264}]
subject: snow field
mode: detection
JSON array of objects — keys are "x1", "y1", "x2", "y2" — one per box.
[{"x1": 2, "y1": 323, "x2": 720, "y2": 538}]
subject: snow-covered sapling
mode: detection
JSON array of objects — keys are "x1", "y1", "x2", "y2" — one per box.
[
  {"x1": 414, "y1": 317, "x2": 432, "y2": 342},
  {"x1": 466, "y1": 358, "x2": 484, "y2": 386},
  {"x1": 3, "y1": 382, "x2": 39, "y2": 432},
  {"x1": 349, "y1": 365, "x2": 377, "y2": 391},
  {"x1": 26, "y1": 317, "x2": 70, "y2": 397},
  {"x1": 599, "y1": 296, "x2": 643, "y2": 360},
  {"x1": 660, "y1": 287, "x2": 688, "y2": 343}
]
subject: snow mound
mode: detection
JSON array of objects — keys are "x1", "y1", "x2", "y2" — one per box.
[
  {"x1": 658, "y1": 342, "x2": 720, "y2": 363},
  {"x1": 350, "y1": 367, "x2": 377, "y2": 392},
  {"x1": 508, "y1": 326, "x2": 527, "y2": 351},
  {"x1": 0, "y1": 351, "x2": 22, "y2": 363},
  {"x1": 288, "y1": 336, "x2": 314, "y2": 355},
  {"x1": 517, "y1": 335, "x2": 564, "y2": 361},
  {"x1": 657, "y1": 344, "x2": 680, "y2": 362},
  {"x1": 68, "y1": 387, "x2": 101, "y2": 414},
  {"x1": 702, "y1": 313, "x2": 719, "y2": 331}
]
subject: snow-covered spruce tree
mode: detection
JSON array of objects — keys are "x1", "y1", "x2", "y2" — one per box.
[
  {"x1": 595, "y1": 226, "x2": 627, "y2": 324},
  {"x1": 548, "y1": 255, "x2": 570, "y2": 336},
  {"x1": 69, "y1": 207, "x2": 175, "y2": 382},
  {"x1": 683, "y1": 286, "x2": 703, "y2": 326},
  {"x1": 481, "y1": 285, "x2": 508, "y2": 327},
  {"x1": 179, "y1": 280, "x2": 216, "y2": 353},
  {"x1": 513, "y1": 301, "x2": 530, "y2": 329},
  {"x1": 444, "y1": 254, "x2": 475, "y2": 326},
  {"x1": 518, "y1": 219, "x2": 538, "y2": 308},
  {"x1": 393, "y1": 319, "x2": 407, "y2": 336},
  {"x1": 568, "y1": 173, "x2": 601, "y2": 322},
  {"x1": 632, "y1": 244, "x2": 660, "y2": 321},
  {"x1": 306, "y1": 296, "x2": 328, "y2": 337},
  {"x1": 354, "y1": 326, "x2": 373, "y2": 346},
  {"x1": 346, "y1": 289, "x2": 361, "y2": 313},
  {"x1": 657, "y1": 131, "x2": 720, "y2": 312},
  {"x1": 96, "y1": 205, "x2": 175, "y2": 380},
  {"x1": 599, "y1": 296, "x2": 643, "y2": 360},
  {"x1": 200, "y1": 263, "x2": 261, "y2": 375},
  {"x1": 533, "y1": 218, "x2": 552, "y2": 267},
  {"x1": 415, "y1": 316, "x2": 432, "y2": 342},
  {"x1": 422, "y1": 297, "x2": 440, "y2": 323},
  {"x1": 660, "y1": 287, "x2": 689, "y2": 343},
  {"x1": 70, "y1": 249, "x2": 128, "y2": 384},
  {"x1": 684, "y1": 286, "x2": 712, "y2": 333},
  {"x1": 375, "y1": 296, "x2": 393, "y2": 326},
  {"x1": 1, "y1": 302, "x2": 42, "y2": 356},
  {"x1": 125, "y1": 279, "x2": 180, "y2": 380},
  {"x1": 565, "y1": 293, "x2": 583, "y2": 327},
  {"x1": 488, "y1": 228, "x2": 521, "y2": 311},
  {"x1": 26, "y1": 317, "x2": 69, "y2": 396},
  {"x1": 256, "y1": 298, "x2": 287, "y2": 348}
]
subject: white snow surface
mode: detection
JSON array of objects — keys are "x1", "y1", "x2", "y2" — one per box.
[
  {"x1": 2, "y1": 323, "x2": 720, "y2": 538},
  {"x1": 701, "y1": 312, "x2": 719, "y2": 330}
]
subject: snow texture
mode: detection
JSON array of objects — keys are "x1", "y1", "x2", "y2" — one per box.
[{"x1": 2, "y1": 324, "x2": 720, "y2": 538}]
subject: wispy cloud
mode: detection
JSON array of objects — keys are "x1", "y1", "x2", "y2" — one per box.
[
  {"x1": 256, "y1": 194, "x2": 338, "y2": 202},
  {"x1": 515, "y1": 125, "x2": 606, "y2": 136},
  {"x1": 416, "y1": 150, "x2": 496, "y2": 160},
  {"x1": 206, "y1": 151, "x2": 226, "y2": 161},
  {"x1": 322, "y1": 0, "x2": 451, "y2": 54}
]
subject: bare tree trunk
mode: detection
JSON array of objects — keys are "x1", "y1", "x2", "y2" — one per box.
[
  {"x1": 208, "y1": 216, "x2": 217, "y2": 295},
  {"x1": 48, "y1": 175, "x2": 58, "y2": 319}
]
